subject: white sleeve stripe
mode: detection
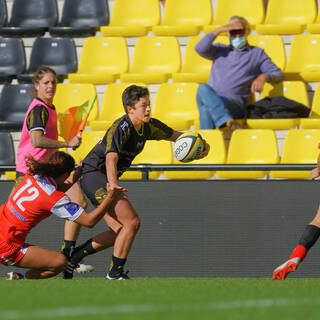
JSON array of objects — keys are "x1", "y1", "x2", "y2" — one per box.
[{"x1": 29, "y1": 127, "x2": 46, "y2": 135}]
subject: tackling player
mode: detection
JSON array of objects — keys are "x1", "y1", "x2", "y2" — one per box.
[
  {"x1": 63, "y1": 85, "x2": 210, "y2": 280},
  {"x1": 1, "y1": 151, "x2": 125, "y2": 280}
]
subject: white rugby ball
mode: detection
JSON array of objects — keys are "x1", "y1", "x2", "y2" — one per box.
[{"x1": 174, "y1": 131, "x2": 205, "y2": 163}]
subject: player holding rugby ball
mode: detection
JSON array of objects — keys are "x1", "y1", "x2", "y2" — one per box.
[{"x1": 64, "y1": 85, "x2": 210, "y2": 280}]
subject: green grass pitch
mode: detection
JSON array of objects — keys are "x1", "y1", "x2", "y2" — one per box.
[{"x1": 1, "y1": 278, "x2": 320, "y2": 320}]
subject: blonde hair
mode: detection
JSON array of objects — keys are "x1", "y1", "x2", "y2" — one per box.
[{"x1": 228, "y1": 16, "x2": 250, "y2": 31}]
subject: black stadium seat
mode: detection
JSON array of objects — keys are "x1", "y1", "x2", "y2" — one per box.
[
  {"x1": 0, "y1": 38, "x2": 26, "y2": 84},
  {"x1": 0, "y1": 0, "x2": 7, "y2": 27},
  {"x1": 17, "y1": 37, "x2": 78, "y2": 83},
  {"x1": 0, "y1": 0, "x2": 58, "y2": 37},
  {"x1": 0, "y1": 84, "x2": 34, "y2": 131},
  {"x1": 49, "y1": 0, "x2": 109, "y2": 37},
  {"x1": 0, "y1": 133, "x2": 15, "y2": 171}
]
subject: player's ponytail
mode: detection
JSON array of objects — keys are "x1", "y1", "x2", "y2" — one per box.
[{"x1": 25, "y1": 151, "x2": 75, "y2": 178}]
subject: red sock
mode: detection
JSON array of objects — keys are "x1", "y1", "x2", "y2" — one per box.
[{"x1": 289, "y1": 245, "x2": 307, "y2": 261}]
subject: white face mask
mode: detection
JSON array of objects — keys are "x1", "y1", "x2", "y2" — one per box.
[{"x1": 230, "y1": 37, "x2": 247, "y2": 49}]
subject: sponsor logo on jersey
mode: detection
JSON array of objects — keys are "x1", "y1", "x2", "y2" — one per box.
[
  {"x1": 11, "y1": 208, "x2": 28, "y2": 222},
  {"x1": 63, "y1": 203, "x2": 80, "y2": 216},
  {"x1": 120, "y1": 121, "x2": 129, "y2": 132},
  {"x1": 136, "y1": 141, "x2": 144, "y2": 150}
]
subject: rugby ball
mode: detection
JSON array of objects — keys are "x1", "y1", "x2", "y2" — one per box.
[{"x1": 174, "y1": 131, "x2": 205, "y2": 163}]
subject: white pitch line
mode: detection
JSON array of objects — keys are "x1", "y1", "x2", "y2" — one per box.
[{"x1": 1, "y1": 297, "x2": 320, "y2": 319}]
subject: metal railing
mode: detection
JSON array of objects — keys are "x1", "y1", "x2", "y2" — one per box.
[
  {"x1": 127, "y1": 164, "x2": 317, "y2": 181},
  {"x1": 1, "y1": 164, "x2": 316, "y2": 181}
]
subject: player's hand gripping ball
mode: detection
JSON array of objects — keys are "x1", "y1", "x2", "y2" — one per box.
[{"x1": 174, "y1": 131, "x2": 205, "y2": 163}]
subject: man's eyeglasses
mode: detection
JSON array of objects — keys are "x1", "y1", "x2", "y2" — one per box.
[{"x1": 229, "y1": 29, "x2": 245, "y2": 36}]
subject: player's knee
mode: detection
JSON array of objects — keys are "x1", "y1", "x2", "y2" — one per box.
[{"x1": 129, "y1": 216, "x2": 141, "y2": 233}]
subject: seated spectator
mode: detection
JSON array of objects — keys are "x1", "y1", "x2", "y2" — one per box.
[{"x1": 195, "y1": 16, "x2": 284, "y2": 131}]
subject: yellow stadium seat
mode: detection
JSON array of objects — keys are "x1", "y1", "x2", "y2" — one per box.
[
  {"x1": 256, "y1": 0, "x2": 316, "y2": 35},
  {"x1": 247, "y1": 35, "x2": 286, "y2": 71},
  {"x1": 216, "y1": 129, "x2": 279, "y2": 179},
  {"x1": 89, "y1": 83, "x2": 146, "y2": 131},
  {"x1": 152, "y1": 82, "x2": 199, "y2": 131},
  {"x1": 270, "y1": 129, "x2": 320, "y2": 179},
  {"x1": 120, "y1": 36, "x2": 181, "y2": 84},
  {"x1": 246, "y1": 81, "x2": 309, "y2": 130},
  {"x1": 204, "y1": 0, "x2": 265, "y2": 33},
  {"x1": 284, "y1": 35, "x2": 320, "y2": 82},
  {"x1": 164, "y1": 129, "x2": 226, "y2": 180},
  {"x1": 53, "y1": 83, "x2": 99, "y2": 124},
  {"x1": 152, "y1": 0, "x2": 212, "y2": 36},
  {"x1": 5, "y1": 171, "x2": 16, "y2": 180},
  {"x1": 300, "y1": 83, "x2": 320, "y2": 129},
  {"x1": 100, "y1": 0, "x2": 160, "y2": 37},
  {"x1": 71, "y1": 130, "x2": 105, "y2": 164},
  {"x1": 172, "y1": 36, "x2": 211, "y2": 83},
  {"x1": 120, "y1": 140, "x2": 172, "y2": 180},
  {"x1": 307, "y1": 9, "x2": 320, "y2": 34},
  {"x1": 68, "y1": 37, "x2": 129, "y2": 84}
]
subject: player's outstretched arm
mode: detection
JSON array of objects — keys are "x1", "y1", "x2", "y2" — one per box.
[{"x1": 75, "y1": 187, "x2": 126, "y2": 228}]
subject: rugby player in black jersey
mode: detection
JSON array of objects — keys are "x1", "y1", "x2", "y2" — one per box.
[{"x1": 64, "y1": 85, "x2": 210, "y2": 280}]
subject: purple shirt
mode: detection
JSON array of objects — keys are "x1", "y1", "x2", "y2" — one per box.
[{"x1": 195, "y1": 33, "x2": 284, "y2": 106}]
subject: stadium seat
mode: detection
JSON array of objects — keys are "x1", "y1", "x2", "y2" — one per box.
[
  {"x1": 89, "y1": 83, "x2": 143, "y2": 131},
  {"x1": 152, "y1": 83, "x2": 199, "y2": 131},
  {"x1": 204, "y1": 0, "x2": 265, "y2": 33},
  {"x1": 172, "y1": 36, "x2": 211, "y2": 83},
  {"x1": 246, "y1": 81, "x2": 309, "y2": 130},
  {"x1": 17, "y1": 37, "x2": 77, "y2": 83},
  {"x1": 0, "y1": 132, "x2": 15, "y2": 180},
  {"x1": 120, "y1": 140, "x2": 173, "y2": 180},
  {"x1": 307, "y1": 9, "x2": 320, "y2": 34},
  {"x1": 101, "y1": 0, "x2": 160, "y2": 37},
  {"x1": 0, "y1": 0, "x2": 58, "y2": 37},
  {"x1": 270, "y1": 130, "x2": 320, "y2": 179},
  {"x1": 300, "y1": 83, "x2": 320, "y2": 129},
  {"x1": 71, "y1": 130, "x2": 105, "y2": 164},
  {"x1": 152, "y1": 0, "x2": 212, "y2": 36},
  {"x1": 120, "y1": 36, "x2": 181, "y2": 84},
  {"x1": 49, "y1": 0, "x2": 109, "y2": 37},
  {"x1": 256, "y1": 0, "x2": 317, "y2": 35},
  {"x1": 284, "y1": 35, "x2": 320, "y2": 82},
  {"x1": 0, "y1": 84, "x2": 33, "y2": 131},
  {"x1": 247, "y1": 35, "x2": 286, "y2": 71},
  {"x1": 0, "y1": 37, "x2": 26, "y2": 83},
  {"x1": 164, "y1": 129, "x2": 226, "y2": 180},
  {"x1": 0, "y1": 0, "x2": 7, "y2": 27},
  {"x1": 216, "y1": 129, "x2": 279, "y2": 179},
  {"x1": 53, "y1": 83, "x2": 99, "y2": 125},
  {"x1": 68, "y1": 37, "x2": 129, "y2": 84}
]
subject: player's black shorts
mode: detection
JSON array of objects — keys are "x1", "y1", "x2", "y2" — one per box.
[{"x1": 80, "y1": 170, "x2": 108, "y2": 207}]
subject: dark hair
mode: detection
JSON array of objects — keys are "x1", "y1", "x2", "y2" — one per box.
[
  {"x1": 25, "y1": 151, "x2": 75, "y2": 178},
  {"x1": 122, "y1": 85, "x2": 149, "y2": 113},
  {"x1": 31, "y1": 65, "x2": 57, "y2": 97}
]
